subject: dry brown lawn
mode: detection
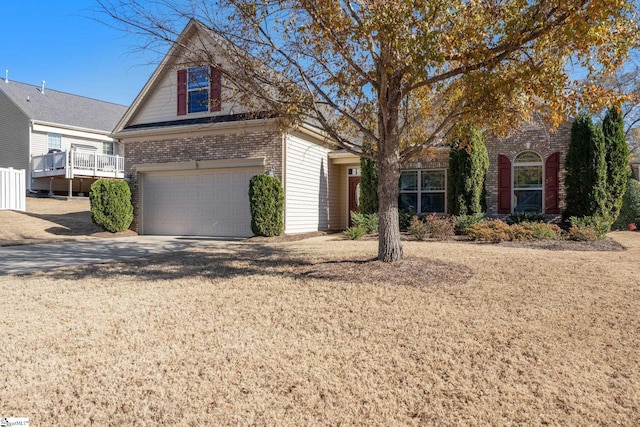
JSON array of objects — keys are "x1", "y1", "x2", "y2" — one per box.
[
  {"x1": 0, "y1": 198, "x2": 134, "y2": 246},
  {"x1": 1, "y1": 231, "x2": 639, "y2": 425}
]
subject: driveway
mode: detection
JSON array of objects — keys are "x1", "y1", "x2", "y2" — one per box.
[{"x1": 0, "y1": 236, "x2": 242, "y2": 275}]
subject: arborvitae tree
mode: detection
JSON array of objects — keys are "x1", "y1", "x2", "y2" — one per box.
[
  {"x1": 447, "y1": 124, "x2": 489, "y2": 215},
  {"x1": 602, "y1": 106, "x2": 630, "y2": 223},
  {"x1": 89, "y1": 179, "x2": 134, "y2": 233},
  {"x1": 359, "y1": 141, "x2": 378, "y2": 215},
  {"x1": 564, "y1": 113, "x2": 607, "y2": 218}
]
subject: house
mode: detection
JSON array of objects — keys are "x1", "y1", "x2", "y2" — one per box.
[
  {"x1": 114, "y1": 19, "x2": 569, "y2": 238},
  {"x1": 0, "y1": 77, "x2": 128, "y2": 196}
]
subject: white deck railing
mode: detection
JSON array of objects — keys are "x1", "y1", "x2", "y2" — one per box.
[{"x1": 31, "y1": 150, "x2": 125, "y2": 179}]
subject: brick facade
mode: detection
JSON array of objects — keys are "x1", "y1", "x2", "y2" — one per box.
[
  {"x1": 123, "y1": 125, "x2": 283, "y2": 232},
  {"x1": 485, "y1": 121, "x2": 571, "y2": 216}
]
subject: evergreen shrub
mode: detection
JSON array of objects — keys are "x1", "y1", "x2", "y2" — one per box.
[
  {"x1": 89, "y1": 178, "x2": 134, "y2": 233},
  {"x1": 249, "y1": 174, "x2": 284, "y2": 237}
]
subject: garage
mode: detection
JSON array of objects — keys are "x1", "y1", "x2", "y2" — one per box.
[{"x1": 140, "y1": 167, "x2": 261, "y2": 237}]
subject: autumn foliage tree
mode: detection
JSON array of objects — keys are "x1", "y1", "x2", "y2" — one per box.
[{"x1": 99, "y1": 0, "x2": 638, "y2": 261}]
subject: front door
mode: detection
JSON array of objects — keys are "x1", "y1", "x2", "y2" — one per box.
[{"x1": 348, "y1": 176, "x2": 361, "y2": 227}]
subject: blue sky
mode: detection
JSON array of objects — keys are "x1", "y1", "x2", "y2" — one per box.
[{"x1": 2, "y1": 2, "x2": 167, "y2": 106}]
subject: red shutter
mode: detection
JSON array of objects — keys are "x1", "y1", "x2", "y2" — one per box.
[
  {"x1": 545, "y1": 152, "x2": 560, "y2": 214},
  {"x1": 177, "y1": 69, "x2": 187, "y2": 116},
  {"x1": 210, "y1": 67, "x2": 222, "y2": 112},
  {"x1": 498, "y1": 154, "x2": 511, "y2": 214}
]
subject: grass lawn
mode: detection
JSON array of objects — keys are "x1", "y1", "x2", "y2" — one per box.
[{"x1": 1, "y1": 233, "x2": 639, "y2": 425}]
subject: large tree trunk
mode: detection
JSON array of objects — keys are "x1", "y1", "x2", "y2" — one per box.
[
  {"x1": 377, "y1": 139, "x2": 403, "y2": 262},
  {"x1": 377, "y1": 80, "x2": 403, "y2": 262}
]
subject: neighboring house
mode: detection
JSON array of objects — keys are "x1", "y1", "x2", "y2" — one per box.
[
  {"x1": 0, "y1": 78, "x2": 128, "y2": 196},
  {"x1": 114, "y1": 19, "x2": 570, "y2": 238}
]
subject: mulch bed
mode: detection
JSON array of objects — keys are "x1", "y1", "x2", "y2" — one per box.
[{"x1": 303, "y1": 257, "x2": 473, "y2": 288}]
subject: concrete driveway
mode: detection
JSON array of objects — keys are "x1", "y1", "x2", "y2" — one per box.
[{"x1": 0, "y1": 236, "x2": 242, "y2": 275}]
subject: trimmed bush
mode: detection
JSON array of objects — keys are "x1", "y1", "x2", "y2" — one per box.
[
  {"x1": 453, "y1": 213, "x2": 486, "y2": 234},
  {"x1": 399, "y1": 208, "x2": 416, "y2": 231},
  {"x1": 568, "y1": 216, "x2": 610, "y2": 240},
  {"x1": 408, "y1": 214, "x2": 455, "y2": 240},
  {"x1": 408, "y1": 215, "x2": 429, "y2": 240},
  {"x1": 602, "y1": 106, "x2": 630, "y2": 223},
  {"x1": 465, "y1": 220, "x2": 562, "y2": 242},
  {"x1": 519, "y1": 222, "x2": 563, "y2": 240},
  {"x1": 447, "y1": 124, "x2": 489, "y2": 215},
  {"x1": 424, "y1": 214, "x2": 455, "y2": 240},
  {"x1": 466, "y1": 220, "x2": 513, "y2": 242},
  {"x1": 89, "y1": 178, "x2": 133, "y2": 233},
  {"x1": 249, "y1": 174, "x2": 284, "y2": 237},
  {"x1": 351, "y1": 212, "x2": 378, "y2": 234},
  {"x1": 343, "y1": 226, "x2": 367, "y2": 240},
  {"x1": 612, "y1": 176, "x2": 640, "y2": 230}
]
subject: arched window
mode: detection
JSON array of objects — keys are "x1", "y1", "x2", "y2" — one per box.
[{"x1": 513, "y1": 151, "x2": 543, "y2": 213}]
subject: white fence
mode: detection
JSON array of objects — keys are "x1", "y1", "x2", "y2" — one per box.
[{"x1": 0, "y1": 167, "x2": 25, "y2": 211}]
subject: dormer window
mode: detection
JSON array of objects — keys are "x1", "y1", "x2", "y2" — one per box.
[{"x1": 177, "y1": 66, "x2": 222, "y2": 116}]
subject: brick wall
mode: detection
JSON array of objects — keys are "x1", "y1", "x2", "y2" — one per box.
[
  {"x1": 123, "y1": 125, "x2": 283, "y2": 232},
  {"x1": 485, "y1": 121, "x2": 571, "y2": 216}
]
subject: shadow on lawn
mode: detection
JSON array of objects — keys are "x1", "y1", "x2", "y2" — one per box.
[
  {"x1": 37, "y1": 243, "x2": 316, "y2": 282},
  {"x1": 23, "y1": 211, "x2": 102, "y2": 236}
]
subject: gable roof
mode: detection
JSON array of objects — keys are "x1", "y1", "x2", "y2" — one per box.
[
  {"x1": 0, "y1": 80, "x2": 128, "y2": 132},
  {"x1": 113, "y1": 19, "x2": 209, "y2": 135}
]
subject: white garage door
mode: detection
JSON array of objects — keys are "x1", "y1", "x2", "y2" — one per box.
[{"x1": 141, "y1": 168, "x2": 261, "y2": 237}]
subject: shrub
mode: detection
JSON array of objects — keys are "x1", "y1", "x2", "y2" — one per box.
[
  {"x1": 602, "y1": 106, "x2": 629, "y2": 224},
  {"x1": 453, "y1": 213, "x2": 486, "y2": 234},
  {"x1": 447, "y1": 123, "x2": 489, "y2": 215},
  {"x1": 351, "y1": 212, "x2": 378, "y2": 233},
  {"x1": 407, "y1": 215, "x2": 429, "y2": 240},
  {"x1": 358, "y1": 141, "x2": 378, "y2": 215},
  {"x1": 466, "y1": 219, "x2": 513, "y2": 242},
  {"x1": 89, "y1": 178, "x2": 134, "y2": 233},
  {"x1": 343, "y1": 226, "x2": 367, "y2": 240},
  {"x1": 612, "y1": 176, "x2": 640, "y2": 230},
  {"x1": 249, "y1": 174, "x2": 284, "y2": 237},
  {"x1": 568, "y1": 216, "x2": 610, "y2": 240},
  {"x1": 508, "y1": 212, "x2": 545, "y2": 224},
  {"x1": 424, "y1": 214, "x2": 455, "y2": 240},
  {"x1": 519, "y1": 221, "x2": 563, "y2": 240},
  {"x1": 399, "y1": 208, "x2": 416, "y2": 231},
  {"x1": 564, "y1": 113, "x2": 607, "y2": 219}
]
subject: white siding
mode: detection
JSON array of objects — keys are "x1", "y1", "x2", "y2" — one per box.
[{"x1": 284, "y1": 134, "x2": 331, "y2": 234}]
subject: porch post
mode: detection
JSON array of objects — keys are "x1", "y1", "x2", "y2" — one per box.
[
  {"x1": 94, "y1": 152, "x2": 98, "y2": 176},
  {"x1": 68, "y1": 179, "x2": 73, "y2": 198},
  {"x1": 48, "y1": 177, "x2": 54, "y2": 197}
]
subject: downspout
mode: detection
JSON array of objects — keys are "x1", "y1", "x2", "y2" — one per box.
[
  {"x1": 27, "y1": 121, "x2": 33, "y2": 193},
  {"x1": 282, "y1": 131, "x2": 287, "y2": 233}
]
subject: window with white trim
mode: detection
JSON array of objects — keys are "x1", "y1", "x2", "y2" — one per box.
[
  {"x1": 103, "y1": 141, "x2": 114, "y2": 155},
  {"x1": 47, "y1": 133, "x2": 61, "y2": 151},
  {"x1": 399, "y1": 169, "x2": 446, "y2": 214},
  {"x1": 513, "y1": 151, "x2": 543, "y2": 213},
  {"x1": 188, "y1": 66, "x2": 209, "y2": 113}
]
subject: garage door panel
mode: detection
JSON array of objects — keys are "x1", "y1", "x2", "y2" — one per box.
[{"x1": 141, "y1": 168, "x2": 260, "y2": 237}]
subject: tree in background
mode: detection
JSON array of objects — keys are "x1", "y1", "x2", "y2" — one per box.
[
  {"x1": 447, "y1": 124, "x2": 488, "y2": 216},
  {"x1": 358, "y1": 141, "x2": 378, "y2": 215},
  {"x1": 602, "y1": 106, "x2": 630, "y2": 223},
  {"x1": 99, "y1": 0, "x2": 638, "y2": 261},
  {"x1": 564, "y1": 114, "x2": 607, "y2": 218}
]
